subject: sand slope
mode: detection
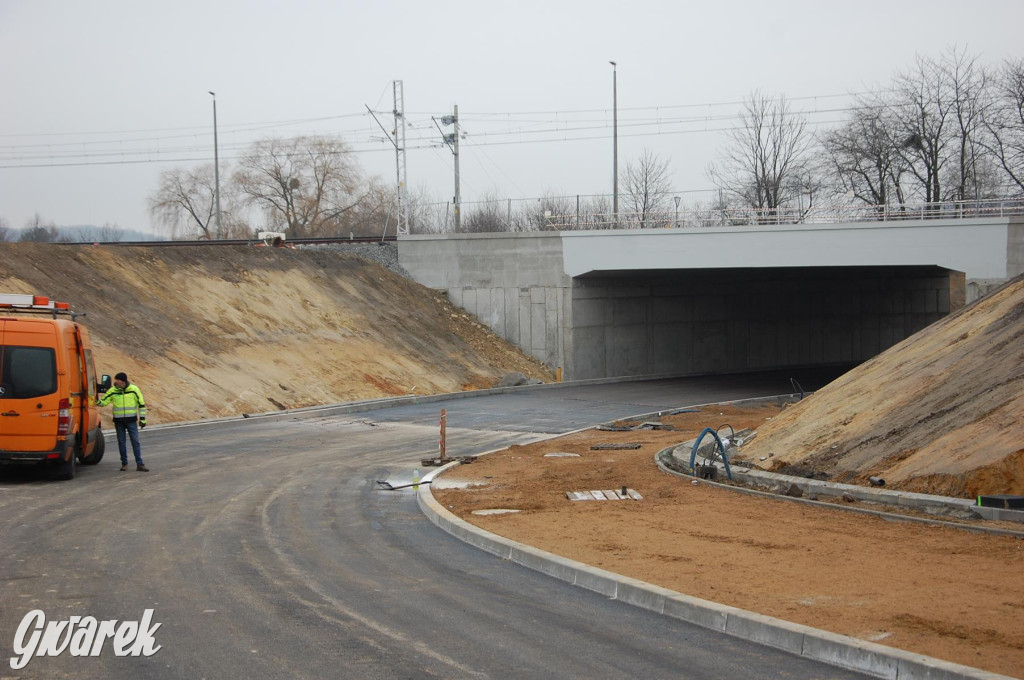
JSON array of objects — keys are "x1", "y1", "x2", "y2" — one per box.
[{"x1": 743, "y1": 275, "x2": 1024, "y2": 497}]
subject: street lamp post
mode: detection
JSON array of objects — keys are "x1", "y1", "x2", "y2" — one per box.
[
  {"x1": 609, "y1": 61, "x2": 618, "y2": 226},
  {"x1": 208, "y1": 91, "x2": 222, "y2": 239},
  {"x1": 674, "y1": 195, "x2": 681, "y2": 228}
]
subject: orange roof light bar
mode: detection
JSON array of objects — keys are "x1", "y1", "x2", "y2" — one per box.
[{"x1": 0, "y1": 293, "x2": 69, "y2": 313}]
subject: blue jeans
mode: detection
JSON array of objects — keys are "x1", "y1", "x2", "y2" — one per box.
[{"x1": 114, "y1": 420, "x2": 144, "y2": 466}]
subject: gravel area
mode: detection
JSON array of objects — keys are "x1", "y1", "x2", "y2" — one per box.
[{"x1": 298, "y1": 242, "x2": 412, "y2": 278}]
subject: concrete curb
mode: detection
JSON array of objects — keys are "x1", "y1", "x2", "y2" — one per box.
[
  {"x1": 668, "y1": 450, "x2": 1024, "y2": 525},
  {"x1": 656, "y1": 450, "x2": 1024, "y2": 538},
  {"x1": 417, "y1": 469, "x2": 1016, "y2": 680}
]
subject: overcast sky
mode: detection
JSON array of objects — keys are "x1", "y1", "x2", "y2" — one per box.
[{"x1": 1, "y1": 0, "x2": 1022, "y2": 235}]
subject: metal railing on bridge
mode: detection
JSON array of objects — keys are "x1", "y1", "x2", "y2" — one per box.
[
  {"x1": 430, "y1": 196, "x2": 1024, "y2": 233},
  {"x1": 540, "y1": 198, "x2": 1024, "y2": 231}
]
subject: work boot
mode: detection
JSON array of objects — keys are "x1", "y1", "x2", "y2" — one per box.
[
  {"x1": 136, "y1": 464, "x2": 149, "y2": 472},
  {"x1": 119, "y1": 464, "x2": 128, "y2": 471}
]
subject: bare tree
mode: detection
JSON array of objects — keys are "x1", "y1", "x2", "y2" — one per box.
[
  {"x1": 233, "y1": 136, "x2": 364, "y2": 238},
  {"x1": 19, "y1": 213, "x2": 60, "y2": 242},
  {"x1": 71, "y1": 226, "x2": 97, "y2": 242},
  {"x1": 944, "y1": 49, "x2": 992, "y2": 203},
  {"x1": 891, "y1": 48, "x2": 994, "y2": 207},
  {"x1": 892, "y1": 55, "x2": 949, "y2": 204},
  {"x1": 578, "y1": 194, "x2": 613, "y2": 230},
  {"x1": 463, "y1": 193, "x2": 509, "y2": 233},
  {"x1": 516, "y1": 194, "x2": 575, "y2": 231},
  {"x1": 622, "y1": 149, "x2": 673, "y2": 228},
  {"x1": 345, "y1": 178, "x2": 395, "y2": 238},
  {"x1": 405, "y1": 189, "x2": 451, "y2": 233},
  {"x1": 821, "y1": 95, "x2": 911, "y2": 215},
  {"x1": 98, "y1": 223, "x2": 125, "y2": 242},
  {"x1": 708, "y1": 92, "x2": 814, "y2": 223},
  {"x1": 984, "y1": 58, "x2": 1024, "y2": 194},
  {"x1": 0, "y1": 217, "x2": 11, "y2": 242},
  {"x1": 149, "y1": 164, "x2": 224, "y2": 239}
]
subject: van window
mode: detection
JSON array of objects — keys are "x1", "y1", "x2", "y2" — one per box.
[
  {"x1": 84, "y1": 348, "x2": 97, "y2": 397},
  {"x1": 0, "y1": 346, "x2": 57, "y2": 399}
]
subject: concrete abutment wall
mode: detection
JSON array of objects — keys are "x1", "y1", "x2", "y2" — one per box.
[{"x1": 396, "y1": 232, "x2": 570, "y2": 370}]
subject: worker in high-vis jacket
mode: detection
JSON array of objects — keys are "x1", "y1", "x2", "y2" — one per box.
[{"x1": 97, "y1": 372, "x2": 149, "y2": 472}]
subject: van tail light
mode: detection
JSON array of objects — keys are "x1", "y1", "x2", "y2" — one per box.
[{"x1": 57, "y1": 398, "x2": 72, "y2": 436}]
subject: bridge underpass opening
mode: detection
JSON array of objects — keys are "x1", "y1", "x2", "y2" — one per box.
[{"x1": 568, "y1": 265, "x2": 965, "y2": 381}]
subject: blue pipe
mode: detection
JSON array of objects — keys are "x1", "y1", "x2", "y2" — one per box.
[{"x1": 688, "y1": 427, "x2": 733, "y2": 481}]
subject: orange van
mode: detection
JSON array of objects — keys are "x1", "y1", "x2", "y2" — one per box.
[{"x1": 0, "y1": 294, "x2": 108, "y2": 479}]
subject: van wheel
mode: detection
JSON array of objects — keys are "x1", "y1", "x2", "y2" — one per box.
[
  {"x1": 81, "y1": 432, "x2": 104, "y2": 465},
  {"x1": 54, "y1": 450, "x2": 76, "y2": 481}
]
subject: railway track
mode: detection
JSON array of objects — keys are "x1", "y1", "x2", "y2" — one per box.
[{"x1": 53, "y1": 235, "x2": 397, "y2": 247}]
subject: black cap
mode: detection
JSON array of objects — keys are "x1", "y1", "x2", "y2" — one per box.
[{"x1": 114, "y1": 372, "x2": 128, "y2": 382}]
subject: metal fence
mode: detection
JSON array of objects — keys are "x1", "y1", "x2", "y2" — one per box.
[{"x1": 419, "y1": 195, "x2": 1024, "y2": 233}]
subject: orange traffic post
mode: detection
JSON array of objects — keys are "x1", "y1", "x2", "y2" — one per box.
[{"x1": 439, "y1": 409, "x2": 447, "y2": 461}]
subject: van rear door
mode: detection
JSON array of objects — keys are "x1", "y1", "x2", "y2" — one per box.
[
  {"x1": 73, "y1": 325, "x2": 97, "y2": 454},
  {"x1": 0, "y1": 321, "x2": 60, "y2": 452}
]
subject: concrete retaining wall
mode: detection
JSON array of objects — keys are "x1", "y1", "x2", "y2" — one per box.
[{"x1": 398, "y1": 232, "x2": 570, "y2": 368}]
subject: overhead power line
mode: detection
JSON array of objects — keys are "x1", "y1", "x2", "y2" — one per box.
[
  {"x1": 403, "y1": 89, "x2": 889, "y2": 117},
  {"x1": 0, "y1": 87, "x2": 904, "y2": 170},
  {"x1": 0, "y1": 111, "x2": 370, "y2": 140},
  {"x1": 0, "y1": 116, "x2": 854, "y2": 170},
  {"x1": 0, "y1": 115, "x2": 859, "y2": 170},
  {"x1": 0, "y1": 88, "x2": 887, "y2": 147}
]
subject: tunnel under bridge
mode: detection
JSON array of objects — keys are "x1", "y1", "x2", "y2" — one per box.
[{"x1": 398, "y1": 217, "x2": 1022, "y2": 381}]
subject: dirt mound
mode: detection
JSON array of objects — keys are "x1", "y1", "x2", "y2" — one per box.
[
  {"x1": 743, "y1": 275, "x2": 1024, "y2": 498},
  {"x1": 0, "y1": 244, "x2": 554, "y2": 425}
]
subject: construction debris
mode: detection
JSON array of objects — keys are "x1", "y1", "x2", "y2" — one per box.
[
  {"x1": 597, "y1": 422, "x2": 676, "y2": 432},
  {"x1": 566, "y1": 488, "x2": 643, "y2": 501},
  {"x1": 375, "y1": 479, "x2": 432, "y2": 491},
  {"x1": 590, "y1": 443, "x2": 642, "y2": 451},
  {"x1": 422, "y1": 455, "x2": 475, "y2": 466},
  {"x1": 663, "y1": 408, "x2": 701, "y2": 416}
]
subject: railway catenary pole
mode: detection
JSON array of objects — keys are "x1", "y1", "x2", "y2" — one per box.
[{"x1": 393, "y1": 81, "x2": 409, "y2": 236}]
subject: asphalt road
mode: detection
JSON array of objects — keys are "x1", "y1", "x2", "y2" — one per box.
[{"x1": 0, "y1": 369, "x2": 870, "y2": 679}]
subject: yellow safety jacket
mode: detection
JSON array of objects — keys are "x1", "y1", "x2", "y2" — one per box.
[{"x1": 98, "y1": 384, "x2": 147, "y2": 423}]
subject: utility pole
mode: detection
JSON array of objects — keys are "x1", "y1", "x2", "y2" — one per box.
[
  {"x1": 208, "y1": 91, "x2": 222, "y2": 239},
  {"x1": 609, "y1": 62, "x2": 618, "y2": 226},
  {"x1": 393, "y1": 81, "x2": 409, "y2": 236},
  {"x1": 438, "y1": 106, "x2": 461, "y2": 232},
  {"x1": 452, "y1": 104, "x2": 461, "y2": 232}
]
